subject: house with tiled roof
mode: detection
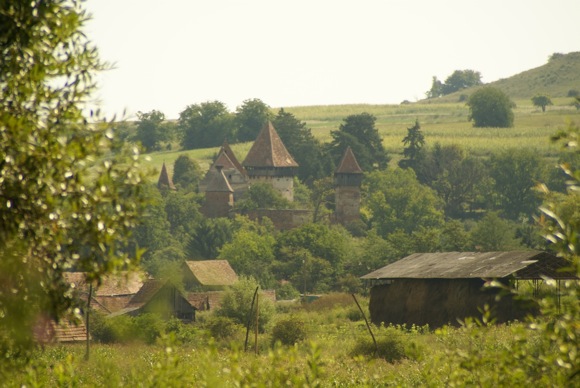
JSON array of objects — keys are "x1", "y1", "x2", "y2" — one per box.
[
  {"x1": 182, "y1": 259, "x2": 239, "y2": 310},
  {"x1": 64, "y1": 271, "x2": 145, "y2": 314}
]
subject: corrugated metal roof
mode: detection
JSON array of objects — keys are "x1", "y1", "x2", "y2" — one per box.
[
  {"x1": 183, "y1": 260, "x2": 238, "y2": 286},
  {"x1": 361, "y1": 251, "x2": 576, "y2": 280},
  {"x1": 335, "y1": 147, "x2": 363, "y2": 174},
  {"x1": 243, "y1": 121, "x2": 298, "y2": 168}
]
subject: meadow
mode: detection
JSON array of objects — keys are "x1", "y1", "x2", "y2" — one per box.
[
  {"x1": 141, "y1": 99, "x2": 579, "y2": 181},
  {"x1": 4, "y1": 293, "x2": 562, "y2": 387}
]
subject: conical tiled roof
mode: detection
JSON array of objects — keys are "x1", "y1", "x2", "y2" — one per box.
[
  {"x1": 157, "y1": 162, "x2": 176, "y2": 190},
  {"x1": 220, "y1": 140, "x2": 247, "y2": 176},
  {"x1": 243, "y1": 121, "x2": 298, "y2": 168},
  {"x1": 206, "y1": 167, "x2": 234, "y2": 193},
  {"x1": 335, "y1": 147, "x2": 363, "y2": 174}
]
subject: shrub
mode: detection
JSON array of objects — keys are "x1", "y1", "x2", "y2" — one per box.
[
  {"x1": 271, "y1": 317, "x2": 307, "y2": 346},
  {"x1": 206, "y1": 316, "x2": 240, "y2": 340},
  {"x1": 275, "y1": 282, "x2": 300, "y2": 301},
  {"x1": 351, "y1": 336, "x2": 406, "y2": 362},
  {"x1": 216, "y1": 276, "x2": 275, "y2": 332},
  {"x1": 567, "y1": 89, "x2": 579, "y2": 97},
  {"x1": 134, "y1": 314, "x2": 166, "y2": 344}
]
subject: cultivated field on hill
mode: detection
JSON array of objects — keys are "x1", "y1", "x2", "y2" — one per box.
[{"x1": 142, "y1": 98, "x2": 579, "y2": 180}]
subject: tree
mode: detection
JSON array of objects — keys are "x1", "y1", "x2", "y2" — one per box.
[
  {"x1": 441, "y1": 69, "x2": 482, "y2": 95},
  {"x1": 469, "y1": 212, "x2": 521, "y2": 252},
  {"x1": 531, "y1": 94, "x2": 553, "y2": 112},
  {"x1": 427, "y1": 70, "x2": 482, "y2": 98},
  {"x1": 399, "y1": 119, "x2": 425, "y2": 169},
  {"x1": 216, "y1": 276, "x2": 275, "y2": 332},
  {"x1": 489, "y1": 149, "x2": 546, "y2": 220},
  {"x1": 178, "y1": 101, "x2": 235, "y2": 149},
  {"x1": 0, "y1": 0, "x2": 146, "y2": 356},
  {"x1": 219, "y1": 221, "x2": 276, "y2": 288},
  {"x1": 273, "y1": 108, "x2": 333, "y2": 183},
  {"x1": 186, "y1": 218, "x2": 233, "y2": 259},
  {"x1": 172, "y1": 154, "x2": 202, "y2": 191},
  {"x1": 134, "y1": 110, "x2": 167, "y2": 152},
  {"x1": 236, "y1": 182, "x2": 293, "y2": 211},
  {"x1": 363, "y1": 168, "x2": 444, "y2": 237},
  {"x1": 416, "y1": 144, "x2": 489, "y2": 218},
  {"x1": 467, "y1": 87, "x2": 514, "y2": 128},
  {"x1": 235, "y1": 98, "x2": 272, "y2": 142},
  {"x1": 329, "y1": 113, "x2": 389, "y2": 170}
]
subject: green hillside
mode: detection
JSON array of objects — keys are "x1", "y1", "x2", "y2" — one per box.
[
  {"x1": 429, "y1": 51, "x2": 580, "y2": 103},
  {"x1": 141, "y1": 53, "x2": 580, "y2": 182}
]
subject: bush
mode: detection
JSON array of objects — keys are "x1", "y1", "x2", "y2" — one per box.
[
  {"x1": 303, "y1": 293, "x2": 354, "y2": 311},
  {"x1": 206, "y1": 316, "x2": 240, "y2": 340},
  {"x1": 215, "y1": 276, "x2": 275, "y2": 332},
  {"x1": 271, "y1": 317, "x2": 307, "y2": 346},
  {"x1": 351, "y1": 336, "x2": 407, "y2": 362},
  {"x1": 275, "y1": 282, "x2": 300, "y2": 301},
  {"x1": 567, "y1": 89, "x2": 579, "y2": 97}
]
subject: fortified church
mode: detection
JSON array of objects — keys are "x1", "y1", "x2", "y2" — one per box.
[{"x1": 160, "y1": 121, "x2": 363, "y2": 230}]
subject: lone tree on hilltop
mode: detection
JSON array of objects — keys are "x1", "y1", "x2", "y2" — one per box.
[
  {"x1": 467, "y1": 87, "x2": 514, "y2": 128},
  {"x1": 531, "y1": 94, "x2": 553, "y2": 112}
]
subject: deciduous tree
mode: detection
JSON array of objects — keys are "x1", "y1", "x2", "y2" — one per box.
[
  {"x1": 0, "y1": 0, "x2": 146, "y2": 356},
  {"x1": 235, "y1": 98, "x2": 272, "y2": 142},
  {"x1": 467, "y1": 87, "x2": 514, "y2": 128},
  {"x1": 178, "y1": 101, "x2": 235, "y2": 149},
  {"x1": 531, "y1": 94, "x2": 553, "y2": 112},
  {"x1": 134, "y1": 110, "x2": 168, "y2": 152}
]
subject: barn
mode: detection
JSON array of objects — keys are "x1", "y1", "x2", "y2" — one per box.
[{"x1": 361, "y1": 251, "x2": 576, "y2": 328}]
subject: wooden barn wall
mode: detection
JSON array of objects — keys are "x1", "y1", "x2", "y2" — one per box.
[{"x1": 369, "y1": 278, "x2": 536, "y2": 328}]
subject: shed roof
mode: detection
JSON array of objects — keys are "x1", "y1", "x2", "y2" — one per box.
[
  {"x1": 183, "y1": 260, "x2": 238, "y2": 286},
  {"x1": 361, "y1": 251, "x2": 576, "y2": 280},
  {"x1": 335, "y1": 147, "x2": 363, "y2": 174},
  {"x1": 243, "y1": 121, "x2": 298, "y2": 168}
]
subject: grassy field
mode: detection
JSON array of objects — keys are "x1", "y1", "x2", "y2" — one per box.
[
  {"x1": 141, "y1": 99, "x2": 579, "y2": 182},
  {"x1": 5, "y1": 293, "x2": 571, "y2": 387}
]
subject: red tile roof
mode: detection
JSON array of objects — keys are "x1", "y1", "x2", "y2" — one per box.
[
  {"x1": 243, "y1": 121, "x2": 298, "y2": 168},
  {"x1": 336, "y1": 147, "x2": 363, "y2": 174}
]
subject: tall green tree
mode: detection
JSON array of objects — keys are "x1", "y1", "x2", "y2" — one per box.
[
  {"x1": 134, "y1": 110, "x2": 167, "y2": 152},
  {"x1": 329, "y1": 113, "x2": 389, "y2": 170},
  {"x1": 467, "y1": 87, "x2": 514, "y2": 128},
  {"x1": 273, "y1": 108, "x2": 333, "y2": 183},
  {"x1": 489, "y1": 149, "x2": 546, "y2": 220},
  {"x1": 0, "y1": 0, "x2": 146, "y2": 356},
  {"x1": 235, "y1": 98, "x2": 272, "y2": 142},
  {"x1": 172, "y1": 154, "x2": 202, "y2": 191},
  {"x1": 399, "y1": 119, "x2": 425, "y2": 169},
  {"x1": 178, "y1": 101, "x2": 235, "y2": 149},
  {"x1": 363, "y1": 168, "x2": 444, "y2": 237}
]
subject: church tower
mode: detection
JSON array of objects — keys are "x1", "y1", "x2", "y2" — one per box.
[
  {"x1": 200, "y1": 165, "x2": 234, "y2": 218},
  {"x1": 242, "y1": 121, "x2": 298, "y2": 201},
  {"x1": 334, "y1": 147, "x2": 363, "y2": 225}
]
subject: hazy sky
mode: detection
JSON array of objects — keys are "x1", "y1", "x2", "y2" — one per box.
[{"x1": 85, "y1": 0, "x2": 580, "y2": 120}]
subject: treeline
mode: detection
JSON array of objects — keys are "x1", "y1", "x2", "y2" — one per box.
[{"x1": 127, "y1": 107, "x2": 579, "y2": 298}]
